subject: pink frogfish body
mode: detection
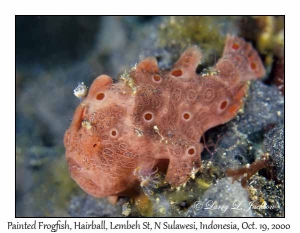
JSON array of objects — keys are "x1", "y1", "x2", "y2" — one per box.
[{"x1": 64, "y1": 35, "x2": 265, "y2": 201}]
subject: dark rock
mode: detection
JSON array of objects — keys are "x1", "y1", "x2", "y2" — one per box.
[
  {"x1": 234, "y1": 81, "x2": 284, "y2": 142},
  {"x1": 263, "y1": 124, "x2": 284, "y2": 181},
  {"x1": 69, "y1": 195, "x2": 122, "y2": 217},
  {"x1": 204, "y1": 125, "x2": 255, "y2": 172}
]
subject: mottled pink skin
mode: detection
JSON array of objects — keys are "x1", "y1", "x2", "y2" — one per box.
[{"x1": 64, "y1": 35, "x2": 265, "y2": 199}]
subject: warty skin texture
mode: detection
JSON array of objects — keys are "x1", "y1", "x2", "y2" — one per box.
[{"x1": 64, "y1": 35, "x2": 265, "y2": 201}]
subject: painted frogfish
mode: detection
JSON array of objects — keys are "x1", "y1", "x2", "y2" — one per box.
[{"x1": 64, "y1": 35, "x2": 265, "y2": 201}]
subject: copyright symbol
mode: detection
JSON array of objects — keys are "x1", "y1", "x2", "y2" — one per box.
[{"x1": 194, "y1": 201, "x2": 203, "y2": 210}]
